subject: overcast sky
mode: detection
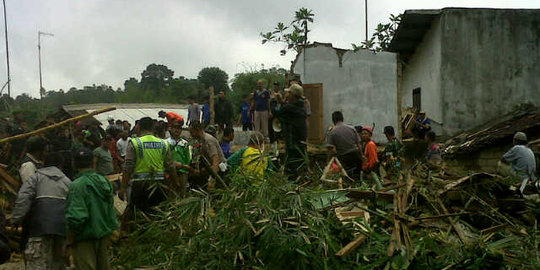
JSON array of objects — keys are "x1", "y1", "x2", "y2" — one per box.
[{"x1": 0, "y1": 0, "x2": 539, "y2": 98}]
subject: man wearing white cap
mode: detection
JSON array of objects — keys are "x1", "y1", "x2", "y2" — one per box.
[
  {"x1": 502, "y1": 132, "x2": 537, "y2": 193},
  {"x1": 106, "y1": 115, "x2": 116, "y2": 133}
]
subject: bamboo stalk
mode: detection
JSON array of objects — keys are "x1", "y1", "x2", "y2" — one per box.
[{"x1": 0, "y1": 106, "x2": 116, "y2": 144}]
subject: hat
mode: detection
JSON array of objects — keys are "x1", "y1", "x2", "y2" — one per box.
[
  {"x1": 419, "y1": 111, "x2": 426, "y2": 114},
  {"x1": 205, "y1": 124, "x2": 217, "y2": 136},
  {"x1": 287, "y1": 84, "x2": 304, "y2": 98},
  {"x1": 362, "y1": 126, "x2": 373, "y2": 134},
  {"x1": 514, "y1": 132, "x2": 527, "y2": 142},
  {"x1": 107, "y1": 115, "x2": 114, "y2": 121}
]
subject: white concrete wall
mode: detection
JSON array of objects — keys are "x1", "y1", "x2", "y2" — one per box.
[
  {"x1": 294, "y1": 45, "x2": 397, "y2": 142},
  {"x1": 401, "y1": 17, "x2": 443, "y2": 135}
]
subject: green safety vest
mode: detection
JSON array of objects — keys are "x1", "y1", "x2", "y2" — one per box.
[{"x1": 132, "y1": 135, "x2": 167, "y2": 181}]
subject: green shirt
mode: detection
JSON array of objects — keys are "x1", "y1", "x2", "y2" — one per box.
[
  {"x1": 65, "y1": 170, "x2": 118, "y2": 242},
  {"x1": 93, "y1": 147, "x2": 114, "y2": 175},
  {"x1": 168, "y1": 137, "x2": 191, "y2": 174}
]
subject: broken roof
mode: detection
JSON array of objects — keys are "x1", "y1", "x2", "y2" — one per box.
[
  {"x1": 443, "y1": 105, "x2": 540, "y2": 157},
  {"x1": 387, "y1": 9, "x2": 440, "y2": 54},
  {"x1": 62, "y1": 103, "x2": 188, "y2": 127}
]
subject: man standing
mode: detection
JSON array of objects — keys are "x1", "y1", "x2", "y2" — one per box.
[
  {"x1": 252, "y1": 79, "x2": 270, "y2": 138},
  {"x1": 12, "y1": 152, "x2": 70, "y2": 269},
  {"x1": 361, "y1": 126, "x2": 382, "y2": 189},
  {"x1": 66, "y1": 148, "x2": 118, "y2": 270},
  {"x1": 238, "y1": 94, "x2": 253, "y2": 131},
  {"x1": 201, "y1": 96, "x2": 211, "y2": 127},
  {"x1": 106, "y1": 116, "x2": 116, "y2": 134},
  {"x1": 167, "y1": 121, "x2": 191, "y2": 195},
  {"x1": 93, "y1": 136, "x2": 114, "y2": 176},
  {"x1": 275, "y1": 84, "x2": 307, "y2": 177},
  {"x1": 187, "y1": 97, "x2": 201, "y2": 126},
  {"x1": 327, "y1": 111, "x2": 363, "y2": 176},
  {"x1": 502, "y1": 132, "x2": 537, "y2": 193},
  {"x1": 19, "y1": 136, "x2": 47, "y2": 183},
  {"x1": 215, "y1": 91, "x2": 234, "y2": 131},
  {"x1": 383, "y1": 126, "x2": 403, "y2": 177},
  {"x1": 189, "y1": 122, "x2": 226, "y2": 188},
  {"x1": 116, "y1": 131, "x2": 131, "y2": 162},
  {"x1": 121, "y1": 117, "x2": 171, "y2": 216}
]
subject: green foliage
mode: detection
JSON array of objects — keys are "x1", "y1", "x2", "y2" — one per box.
[
  {"x1": 197, "y1": 67, "x2": 230, "y2": 93},
  {"x1": 113, "y1": 175, "x2": 361, "y2": 269},
  {"x1": 229, "y1": 66, "x2": 287, "y2": 110},
  {"x1": 353, "y1": 13, "x2": 402, "y2": 52},
  {"x1": 261, "y1": 7, "x2": 314, "y2": 56},
  {"x1": 140, "y1": 64, "x2": 174, "y2": 92}
]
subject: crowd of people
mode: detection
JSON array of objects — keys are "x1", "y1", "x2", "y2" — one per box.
[{"x1": 1, "y1": 78, "x2": 538, "y2": 269}]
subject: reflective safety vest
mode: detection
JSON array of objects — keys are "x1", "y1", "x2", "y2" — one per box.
[{"x1": 132, "y1": 135, "x2": 167, "y2": 181}]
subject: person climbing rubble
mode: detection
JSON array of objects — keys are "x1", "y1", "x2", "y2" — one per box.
[{"x1": 501, "y1": 132, "x2": 537, "y2": 193}]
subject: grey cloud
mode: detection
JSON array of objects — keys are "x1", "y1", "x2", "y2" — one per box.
[{"x1": 0, "y1": 0, "x2": 537, "y2": 97}]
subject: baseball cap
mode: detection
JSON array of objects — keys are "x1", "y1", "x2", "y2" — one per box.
[
  {"x1": 514, "y1": 132, "x2": 527, "y2": 142},
  {"x1": 107, "y1": 115, "x2": 114, "y2": 121}
]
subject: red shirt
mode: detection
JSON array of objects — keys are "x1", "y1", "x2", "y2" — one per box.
[
  {"x1": 165, "y1": 112, "x2": 184, "y2": 124},
  {"x1": 362, "y1": 140, "x2": 379, "y2": 171}
]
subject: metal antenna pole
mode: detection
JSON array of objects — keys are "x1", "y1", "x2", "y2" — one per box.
[
  {"x1": 38, "y1": 31, "x2": 53, "y2": 101},
  {"x1": 365, "y1": 0, "x2": 368, "y2": 42},
  {"x1": 2, "y1": 0, "x2": 9, "y2": 97},
  {"x1": 38, "y1": 32, "x2": 42, "y2": 101}
]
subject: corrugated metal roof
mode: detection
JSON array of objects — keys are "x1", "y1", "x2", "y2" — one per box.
[{"x1": 62, "y1": 103, "x2": 189, "y2": 127}]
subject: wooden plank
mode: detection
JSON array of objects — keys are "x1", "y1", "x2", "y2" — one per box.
[
  {"x1": 303, "y1": 83, "x2": 323, "y2": 143},
  {"x1": 0, "y1": 106, "x2": 116, "y2": 144},
  {"x1": 335, "y1": 234, "x2": 367, "y2": 257},
  {"x1": 347, "y1": 189, "x2": 395, "y2": 202}
]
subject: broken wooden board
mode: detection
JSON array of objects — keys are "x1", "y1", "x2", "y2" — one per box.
[{"x1": 335, "y1": 234, "x2": 367, "y2": 257}]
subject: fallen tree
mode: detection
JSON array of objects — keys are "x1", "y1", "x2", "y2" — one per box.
[{"x1": 112, "y1": 164, "x2": 540, "y2": 269}]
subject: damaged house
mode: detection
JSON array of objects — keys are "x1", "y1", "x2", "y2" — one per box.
[
  {"x1": 389, "y1": 8, "x2": 540, "y2": 138},
  {"x1": 292, "y1": 43, "x2": 398, "y2": 143}
]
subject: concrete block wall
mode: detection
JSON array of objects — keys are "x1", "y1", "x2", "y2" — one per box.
[{"x1": 293, "y1": 45, "x2": 398, "y2": 142}]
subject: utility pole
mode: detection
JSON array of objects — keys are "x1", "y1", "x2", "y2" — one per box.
[
  {"x1": 2, "y1": 0, "x2": 10, "y2": 97},
  {"x1": 38, "y1": 31, "x2": 53, "y2": 101},
  {"x1": 365, "y1": 0, "x2": 368, "y2": 43}
]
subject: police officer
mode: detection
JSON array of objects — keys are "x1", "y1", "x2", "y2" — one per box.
[{"x1": 120, "y1": 117, "x2": 172, "y2": 217}]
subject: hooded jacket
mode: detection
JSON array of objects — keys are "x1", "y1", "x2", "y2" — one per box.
[
  {"x1": 12, "y1": 166, "x2": 71, "y2": 237},
  {"x1": 65, "y1": 169, "x2": 118, "y2": 242}
]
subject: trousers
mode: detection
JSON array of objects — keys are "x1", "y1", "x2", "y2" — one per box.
[
  {"x1": 71, "y1": 237, "x2": 111, "y2": 270},
  {"x1": 254, "y1": 110, "x2": 269, "y2": 138}
]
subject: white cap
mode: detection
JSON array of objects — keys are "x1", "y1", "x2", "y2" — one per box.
[{"x1": 107, "y1": 115, "x2": 114, "y2": 121}]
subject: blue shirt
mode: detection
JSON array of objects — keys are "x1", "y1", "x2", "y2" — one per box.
[
  {"x1": 240, "y1": 102, "x2": 252, "y2": 124},
  {"x1": 202, "y1": 104, "x2": 211, "y2": 123},
  {"x1": 220, "y1": 141, "x2": 231, "y2": 158},
  {"x1": 253, "y1": 90, "x2": 270, "y2": 111},
  {"x1": 416, "y1": 117, "x2": 431, "y2": 125}
]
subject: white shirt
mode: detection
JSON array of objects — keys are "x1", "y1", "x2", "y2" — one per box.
[{"x1": 116, "y1": 137, "x2": 131, "y2": 157}]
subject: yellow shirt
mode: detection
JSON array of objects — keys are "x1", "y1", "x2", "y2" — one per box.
[{"x1": 240, "y1": 147, "x2": 268, "y2": 177}]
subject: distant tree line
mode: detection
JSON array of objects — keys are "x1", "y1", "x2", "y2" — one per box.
[{"x1": 0, "y1": 64, "x2": 288, "y2": 129}]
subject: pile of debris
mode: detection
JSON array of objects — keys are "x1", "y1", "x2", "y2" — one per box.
[{"x1": 112, "y1": 162, "x2": 540, "y2": 269}]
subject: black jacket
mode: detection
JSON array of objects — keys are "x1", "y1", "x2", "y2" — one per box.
[{"x1": 277, "y1": 99, "x2": 307, "y2": 149}]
